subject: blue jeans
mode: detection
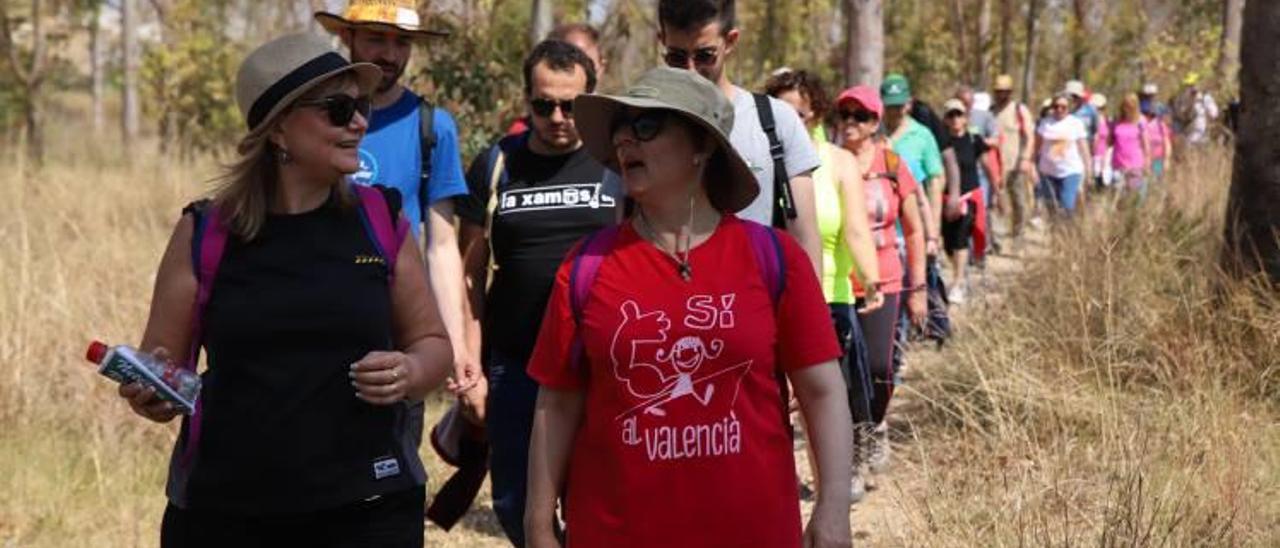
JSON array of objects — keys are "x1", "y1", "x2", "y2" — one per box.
[
  {"x1": 485, "y1": 349, "x2": 552, "y2": 547},
  {"x1": 1038, "y1": 174, "x2": 1084, "y2": 215}
]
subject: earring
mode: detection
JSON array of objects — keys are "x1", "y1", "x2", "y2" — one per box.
[
  {"x1": 278, "y1": 149, "x2": 292, "y2": 164},
  {"x1": 693, "y1": 155, "x2": 704, "y2": 166}
]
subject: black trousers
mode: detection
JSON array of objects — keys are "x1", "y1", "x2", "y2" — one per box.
[{"x1": 161, "y1": 486, "x2": 425, "y2": 548}]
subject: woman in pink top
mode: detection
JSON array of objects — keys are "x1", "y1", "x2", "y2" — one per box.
[
  {"x1": 1106, "y1": 94, "x2": 1151, "y2": 195},
  {"x1": 835, "y1": 85, "x2": 927, "y2": 474},
  {"x1": 1142, "y1": 101, "x2": 1173, "y2": 182}
]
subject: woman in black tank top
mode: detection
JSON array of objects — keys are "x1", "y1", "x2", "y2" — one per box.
[{"x1": 111, "y1": 35, "x2": 453, "y2": 547}]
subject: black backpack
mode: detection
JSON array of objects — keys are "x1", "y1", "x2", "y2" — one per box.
[{"x1": 417, "y1": 98, "x2": 437, "y2": 218}]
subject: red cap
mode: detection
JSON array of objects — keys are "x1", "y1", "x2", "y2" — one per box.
[
  {"x1": 86, "y1": 341, "x2": 108, "y2": 364},
  {"x1": 836, "y1": 85, "x2": 884, "y2": 119}
]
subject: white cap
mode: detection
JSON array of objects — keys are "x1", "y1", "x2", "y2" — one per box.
[
  {"x1": 1064, "y1": 80, "x2": 1086, "y2": 97},
  {"x1": 1141, "y1": 83, "x2": 1158, "y2": 95},
  {"x1": 972, "y1": 92, "x2": 992, "y2": 112}
]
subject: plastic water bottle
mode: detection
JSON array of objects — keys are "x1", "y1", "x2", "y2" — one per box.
[{"x1": 85, "y1": 341, "x2": 200, "y2": 415}]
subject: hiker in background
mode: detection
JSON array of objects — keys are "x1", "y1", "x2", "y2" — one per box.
[
  {"x1": 524, "y1": 67, "x2": 853, "y2": 548},
  {"x1": 1034, "y1": 93, "x2": 1093, "y2": 217},
  {"x1": 955, "y1": 86, "x2": 1002, "y2": 258},
  {"x1": 1065, "y1": 79, "x2": 1101, "y2": 146},
  {"x1": 1172, "y1": 73, "x2": 1218, "y2": 148},
  {"x1": 455, "y1": 40, "x2": 620, "y2": 545},
  {"x1": 940, "y1": 98, "x2": 996, "y2": 304},
  {"x1": 507, "y1": 23, "x2": 607, "y2": 136},
  {"x1": 1103, "y1": 93, "x2": 1152, "y2": 198},
  {"x1": 991, "y1": 74, "x2": 1036, "y2": 244},
  {"x1": 658, "y1": 0, "x2": 824, "y2": 278},
  {"x1": 880, "y1": 73, "x2": 948, "y2": 259},
  {"x1": 116, "y1": 34, "x2": 454, "y2": 546},
  {"x1": 836, "y1": 84, "x2": 928, "y2": 478},
  {"x1": 1140, "y1": 83, "x2": 1174, "y2": 183},
  {"x1": 767, "y1": 68, "x2": 883, "y2": 503},
  {"x1": 316, "y1": 1, "x2": 478, "y2": 425},
  {"x1": 1090, "y1": 93, "x2": 1112, "y2": 190}
]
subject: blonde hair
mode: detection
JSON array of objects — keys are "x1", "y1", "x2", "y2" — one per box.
[
  {"x1": 213, "y1": 73, "x2": 360, "y2": 240},
  {"x1": 1120, "y1": 93, "x2": 1142, "y2": 124}
]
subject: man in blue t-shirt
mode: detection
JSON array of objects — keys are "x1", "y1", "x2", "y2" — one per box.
[{"x1": 317, "y1": 4, "x2": 478, "y2": 401}]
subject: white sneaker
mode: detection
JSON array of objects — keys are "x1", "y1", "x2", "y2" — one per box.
[
  {"x1": 850, "y1": 469, "x2": 867, "y2": 503},
  {"x1": 867, "y1": 427, "x2": 891, "y2": 474},
  {"x1": 949, "y1": 284, "x2": 967, "y2": 304}
]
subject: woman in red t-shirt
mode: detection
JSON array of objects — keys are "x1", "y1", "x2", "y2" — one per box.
[
  {"x1": 524, "y1": 67, "x2": 854, "y2": 548},
  {"x1": 834, "y1": 86, "x2": 928, "y2": 473}
]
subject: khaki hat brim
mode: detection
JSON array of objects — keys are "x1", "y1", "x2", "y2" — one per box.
[
  {"x1": 251, "y1": 62, "x2": 382, "y2": 133},
  {"x1": 574, "y1": 93, "x2": 759, "y2": 214},
  {"x1": 315, "y1": 12, "x2": 450, "y2": 39}
]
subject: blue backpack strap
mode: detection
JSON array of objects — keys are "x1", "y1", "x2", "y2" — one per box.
[
  {"x1": 567, "y1": 224, "x2": 623, "y2": 375},
  {"x1": 352, "y1": 183, "x2": 409, "y2": 284}
]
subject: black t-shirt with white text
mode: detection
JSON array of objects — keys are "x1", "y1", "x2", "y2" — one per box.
[{"x1": 457, "y1": 139, "x2": 623, "y2": 360}]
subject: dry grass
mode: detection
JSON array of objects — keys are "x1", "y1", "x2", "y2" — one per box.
[{"x1": 2, "y1": 102, "x2": 1277, "y2": 547}]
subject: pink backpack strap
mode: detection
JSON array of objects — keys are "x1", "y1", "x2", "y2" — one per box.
[
  {"x1": 567, "y1": 224, "x2": 623, "y2": 375},
  {"x1": 352, "y1": 183, "x2": 409, "y2": 283},
  {"x1": 742, "y1": 221, "x2": 785, "y2": 309},
  {"x1": 182, "y1": 202, "x2": 228, "y2": 466}
]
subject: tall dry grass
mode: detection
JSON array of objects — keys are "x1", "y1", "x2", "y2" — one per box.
[{"x1": 886, "y1": 149, "x2": 1280, "y2": 546}]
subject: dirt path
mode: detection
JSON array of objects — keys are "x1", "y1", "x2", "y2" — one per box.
[{"x1": 796, "y1": 224, "x2": 1049, "y2": 546}]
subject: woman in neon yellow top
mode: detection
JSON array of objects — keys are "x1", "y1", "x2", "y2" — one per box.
[{"x1": 766, "y1": 69, "x2": 881, "y2": 502}]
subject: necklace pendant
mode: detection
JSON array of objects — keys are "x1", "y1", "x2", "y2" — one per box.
[{"x1": 678, "y1": 262, "x2": 693, "y2": 281}]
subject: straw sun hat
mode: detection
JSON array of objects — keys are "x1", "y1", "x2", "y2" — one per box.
[{"x1": 235, "y1": 33, "x2": 381, "y2": 132}]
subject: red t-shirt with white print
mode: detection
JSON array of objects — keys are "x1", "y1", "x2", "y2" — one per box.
[{"x1": 527, "y1": 215, "x2": 841, "y2": 548}]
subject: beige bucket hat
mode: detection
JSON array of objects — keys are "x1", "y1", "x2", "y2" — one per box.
[
  {"x1": 574, "y1": 67, "x2": 758, "y2": 213},
  {"x1": 235, "y1": 33, "x2": 381, "y2": 132},
  {"x1": 315, "y1": 0, "x2": 449, "y2": 39}
]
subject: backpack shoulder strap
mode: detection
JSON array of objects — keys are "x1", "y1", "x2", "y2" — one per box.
[
  {"x1": 417, "y1": 97, "x2": 437, "y2": 218},
  {"x1": 753, "y1": 93, "x2": 795, "y2": 227},
  {"x1": 567, "y1": 224, "x2": 624, "y2": 373},
  {"x1": 741, "y1": 221, "x2": 786, "y2": 310},
  {"x1": 187, "y1": 201, "x2": 227, "y2": 372},
  {"x1": 352, "y1": 183, "x2": 409, "y2": 283}
]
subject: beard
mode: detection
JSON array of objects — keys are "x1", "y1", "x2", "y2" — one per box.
[{"x1": 375, "y1": 63, "x2": 404, "y2": 93}]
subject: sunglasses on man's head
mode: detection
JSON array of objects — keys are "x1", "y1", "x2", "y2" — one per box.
[
  {"x1": 840, "y1": 109, "x2": 878, "y2": 124},
  {"x1": 296, "y1": 94, "x2": 371, "y2": 127},
  {"x1": 611, "y1": 111, "x2": 668, "y2": 142},
  {"x1": 530, "y1": 98, "x2": 575, "y2": 118},
  {"x1": 663, "y1": 46, "x2": 720, "y2": 69}
]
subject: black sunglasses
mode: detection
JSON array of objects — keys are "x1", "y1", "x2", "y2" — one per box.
[
  {"x1": 945, "y1": 110, "x2": 966, "y2": 118},
  {"x1": 296, "y1": 94, "x2": 371, "y2": 127},
  {"x1": 663, "y1": 46, "x2": 720, "y2": 69},
  {"x1": 530, "y1": 98, "x2": 575, "y2": 118},
  {"x1": 611, "y1": 111, "x2": 668, "y2": 142},
  {"x1": 1052, "y1": 103, "x2": 1070, "y2": 111},
  {"x1": 840, "y1": 109, "x2": 878, "y2": 124}
]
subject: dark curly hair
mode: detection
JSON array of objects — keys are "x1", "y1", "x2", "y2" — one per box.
[{"x1": 764, "y1": 68, "x2": 830, "y2": 122}]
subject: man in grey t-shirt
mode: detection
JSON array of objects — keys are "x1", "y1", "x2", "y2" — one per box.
[{"x1": 657, "y1": 0, "x2": 822, "y2": 275}]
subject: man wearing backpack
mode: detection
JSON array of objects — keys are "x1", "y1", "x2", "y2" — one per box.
[
  {"x1": 656, "y1": 0, "x2": 823, "y2": 275},
  {"x1": 455, "y1": 40, "x2": 621, "y2": 546},
  {"x1": 992, "y1": 74, "x2": 1036, "y2": 241},
  {"x1": 316, "y1": 0, "x2": 476, "y2": 440}
]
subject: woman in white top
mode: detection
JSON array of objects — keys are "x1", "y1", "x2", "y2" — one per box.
[{"x1": 1033, "y1": 93, "x2": 1093, "y2": 216}]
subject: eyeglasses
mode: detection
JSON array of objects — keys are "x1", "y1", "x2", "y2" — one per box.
[
  {"x1": 663, "y1": 46, "x2": 720, "y2": 69},
  {"x1": 840, "y1": 109, "x2": 878, "y2": 124},
  {"x1": 611, "y1": 111, "x2": 667, "y2": 142},
  {"x1": 1052, "y1": 103, "x2": 1070, "y2": 111},
  {"x1": 530, "y1": 98, "x2": 575, "y2": 118},
  {"x1": 295, "y1": 94, "x2": 372, "y2": 127},
  {"x1": 945, "y1": 110, "x2": 966, "y2": 118}
]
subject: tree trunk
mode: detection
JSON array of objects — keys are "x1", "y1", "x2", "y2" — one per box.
[
  {"x1": 1222, "y1": 0, "x2": 1280, "y2": 284},
  {"x1": 843, "y1": 0, "x2": 884, "y2": 88},
  {"x1": 999, "y1": 0, "x2": 1013, "y2": 75},
  {"x1": 1020, "y1": 0, "x2": 1040, "y2": 105},
  {"x1": 122, "y1": 0, "x2": 140, "y2": 149},
  {"x1": 25, "y1": 93, "x2": 43, "y2": 163},
  {"x1": 950, "y1": 0, "x2": 969, "y2": 84},
  {"x1": 530, "y1": 0, "x2": 553, "y2": 46},
  {"x1": 90, "y1": 4, "x2": 104, "y2": 133},
  {"x1": 974, "y1": 0, "x2": 991, "y2": 89},
  {"x1": 0, "y1": 0, "x2": 49, "y2": 164},
  {"x1": 1216, "y1": 0, "x2": 1244, "y2": 91}
]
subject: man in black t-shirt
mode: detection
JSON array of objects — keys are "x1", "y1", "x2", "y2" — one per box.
[
  {"x1": 455, "y1": 39, "x2": 620, "y2": 546},
  {"x1": 940, "y1": 99, "x2": 996, "y2": 304}
]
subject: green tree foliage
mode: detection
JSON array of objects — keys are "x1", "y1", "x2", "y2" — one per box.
[{"x1": 141, "y1": 1, "x2": 242, "y2": 156}]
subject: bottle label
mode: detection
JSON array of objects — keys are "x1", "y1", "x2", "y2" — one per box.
[{"x1": 98, "y1": 348, "x2": 199, "y2": 414}]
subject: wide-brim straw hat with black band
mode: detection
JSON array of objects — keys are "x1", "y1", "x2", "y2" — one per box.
[
  {"x1": 315, "y1": 0, "x2": 449, "y2": 39},
  {"x1": 235, "y1": 33, "x2": 381, "y2": 132},
  {"x1": 574, "y1": 67, "x2": 758, "y2": 213}
]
